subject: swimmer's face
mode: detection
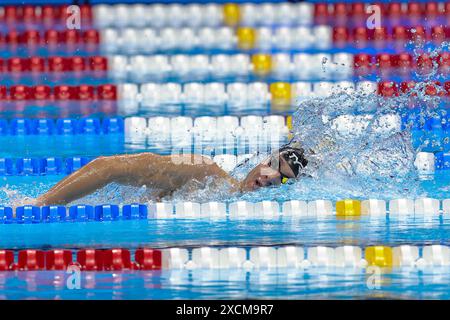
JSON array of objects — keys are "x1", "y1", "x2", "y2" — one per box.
[{"x1": 241, "y1": 153, "x2": 297, "y2": 191}]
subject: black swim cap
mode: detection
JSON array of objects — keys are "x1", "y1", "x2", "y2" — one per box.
[{"x1": 278, "y1": 145, "x2": 308, "y2": 177}]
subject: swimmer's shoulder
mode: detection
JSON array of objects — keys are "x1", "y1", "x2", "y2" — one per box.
[
  {"x1": 115, "y1": 152, "x2": 216, "y2": 168},
  {"x1": 115, "y1": 152, "x2": 164, "y2": 162},
  {"x1": 167, "y1": 153, "x2": 215, "y2": 166}
]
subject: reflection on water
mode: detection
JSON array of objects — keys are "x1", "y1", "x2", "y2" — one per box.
[
  {"x1": 1, "y1": 268, "x2": 450, "y2": 300},
  {"x1": 0, "y1": 215, "x2": 447, "y2": 250}
]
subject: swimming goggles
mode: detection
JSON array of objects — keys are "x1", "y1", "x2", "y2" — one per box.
[
  {"x1": 274, "y1": 148, "x2": 308, "y2": 184},
  {"x1": 281, "y1": 175, "x2": 290, "y2": 184}
]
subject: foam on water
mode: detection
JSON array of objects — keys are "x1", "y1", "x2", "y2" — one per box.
[
  {"x1": 286, "y1": 95, "x2": 418, "y2": 199},
  {"x1": 228, "y1": 41, "x2": 450, "y2": 202}
]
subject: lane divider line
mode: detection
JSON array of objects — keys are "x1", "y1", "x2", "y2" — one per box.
[
  {"x1": 1, "y1": 198, "x2": 450, "y2": 224},
  {"x1": 1, "y1": 244, "x2": 449, "y2": 271}
]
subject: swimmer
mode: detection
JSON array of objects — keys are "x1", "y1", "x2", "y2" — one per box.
[{"x1": 35, "y1": 144, "x2": 307, "y2": 206}]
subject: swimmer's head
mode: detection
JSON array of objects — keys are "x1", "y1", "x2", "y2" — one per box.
[{"x1": 241, "y1": 143, "x2": 308, "y2": 191}]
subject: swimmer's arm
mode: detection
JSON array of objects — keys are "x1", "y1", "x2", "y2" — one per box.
[
  {"x1": 35, "y1": 153, "x2": 239, "y2": 206},
  {"x1": 36, "y1": 153, "x2": 174, "y2": 206},
  {"x1": 35, "y1": 155, "x2": 133, "y2": 206}
]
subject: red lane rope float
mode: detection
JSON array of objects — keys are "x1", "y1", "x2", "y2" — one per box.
[
  {"x1": 0, "y1": 5, "x2": 92, "y2": 25},
  {"x1": 315, "y1": 2, "x2": 450, "y2": 22},
  {"x1": 333, "y1": 25, "x2": 450, "y2": 46},
  {"x1": 353, "y1": 52, "x2": 450, "y2": 76},
  {"x1": 0, "y1": 29, "x2": 99, "y2": 47},
  {"x1": 0, "y1": 56, "x2": 107, "y2": 73},
  {"x1": 0, "y1": 249, "x2": 162, "y2": 271},
  {"x1": 0, "y1": 81, "x2": 448, "y2": 102},
  {"x1": 0, "y1": 84, "x2": 117, "y2": 101},
  {"x1": 377, "y1": 80, "x2": 447, "y2": 97}
]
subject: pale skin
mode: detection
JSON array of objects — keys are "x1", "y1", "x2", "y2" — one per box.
[{"x1": 35, "y1": 152, "x2": 297, "y2": 206}]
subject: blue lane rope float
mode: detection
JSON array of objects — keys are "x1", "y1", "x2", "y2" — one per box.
[
  {"x1": 0, "y1": 157, "x2": 92, "y2": 176},
  {"x1": 0, "y1": 198, "x2": 449, "y2": 224},
  {"x1": 0, "y1": 204, "x2": 149, "y2": 224},
  {"x1": 0, "y1": 117, "x2": 124, "y2": 135},
  {"x1": 0, "y1": 148, "x2": 447, "y2": 177}
]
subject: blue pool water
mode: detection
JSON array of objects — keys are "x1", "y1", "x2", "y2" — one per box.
[
  {"x1": 0, "y1": 214, "x2": 450, "y2": 299},
  {"x1": 1, "y1": 268, "x2": 450, "y2": 300},
  {"x1": 4, "y1": 105, "x2": 450, "y2": 300},
  {"x1": 1, "y1": 100, "x2": 450, "y2": 299},
  {"x1": 1, "y1": 212, "x2": 450, "y2": 249}
]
